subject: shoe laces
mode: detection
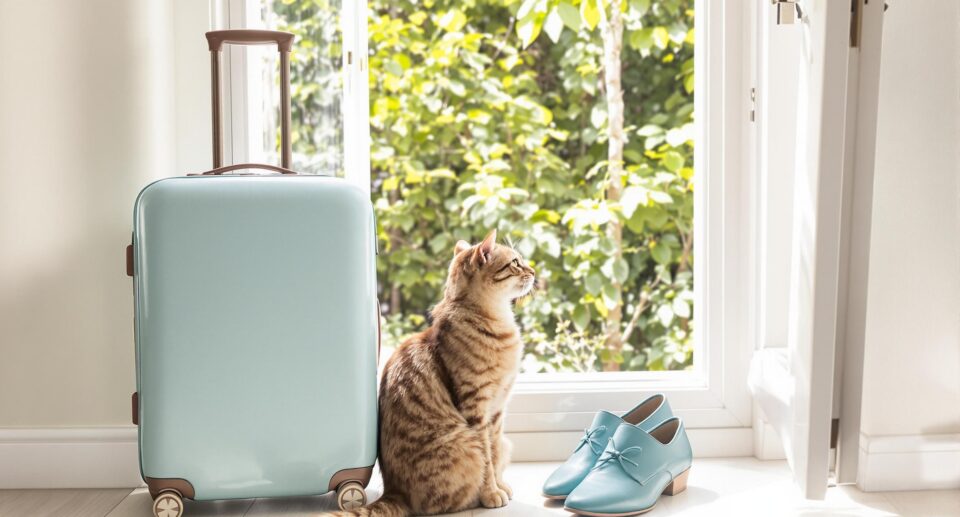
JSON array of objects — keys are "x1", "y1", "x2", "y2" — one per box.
[
  {"x1": 593, "y1": 438, "x2": 654, "y2": 485},
  {"x1": 574, "y1": 425, "x2": 607, "y2": 455}
]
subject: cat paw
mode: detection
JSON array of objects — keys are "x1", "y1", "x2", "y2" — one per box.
[
  {"x1": 497, "y1": 480, "x2": 513, "y2": 499},
  {"x1": 480, "y1": 487, "x2": 510, "y2": 508}
]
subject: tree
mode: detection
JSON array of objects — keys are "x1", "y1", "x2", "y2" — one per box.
[{"x1": 271, "y1": 0, "x2": 695, "y2": 373}]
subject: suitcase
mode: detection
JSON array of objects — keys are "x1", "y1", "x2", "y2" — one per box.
[{"x1": 128, "y1": 30, "x2": 379, "y2": 517}]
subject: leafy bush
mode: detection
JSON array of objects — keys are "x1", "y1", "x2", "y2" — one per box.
[{"x1": 272, "y1": 0, "x2": 694, "y2": 372}]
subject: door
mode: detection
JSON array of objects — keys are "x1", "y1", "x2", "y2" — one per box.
[{"x1": 748, "y1": 0, "x2": 884, "y2": 499}]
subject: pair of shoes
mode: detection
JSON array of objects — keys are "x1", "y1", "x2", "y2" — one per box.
[{"x1": 542, "y1": 394, "x2": 693, "y2": 516}]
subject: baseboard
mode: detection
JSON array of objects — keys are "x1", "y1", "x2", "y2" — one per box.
[
  {"x1": 0, "y1": 425, "x2": 753, "y2": 488},
  {"x1": 0, "y1": 426, "x2": 141, "y2": 489},
  {"x1": 857, "y1": 432, "x2": 960, "y2": 491},
  {"x1": 508, "y1": 426, "x2": 753, "y2": 462}
]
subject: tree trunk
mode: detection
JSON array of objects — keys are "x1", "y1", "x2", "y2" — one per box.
[
  {"x1": 601, "y1": 1, "x2": 625, "y2": 371},
  {"x1": 389, "y1": 284, "x2": 402, "y2": 316},
  {"x1": 387, "y1": 189, "x2": 403, "y2": 316}
]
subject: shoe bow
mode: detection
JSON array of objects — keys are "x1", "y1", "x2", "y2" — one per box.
[
  {"x1": 593, "y1": 438, "x2": 657, "y2": 486},
  {"x1": 575, "y1": 425, "x2": 607, "y2": 455}
]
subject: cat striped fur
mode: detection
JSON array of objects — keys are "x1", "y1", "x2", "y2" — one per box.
[{"x1": 328, "y1": 229, "x2": 535, "y2": 517}]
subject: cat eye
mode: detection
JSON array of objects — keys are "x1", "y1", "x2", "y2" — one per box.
[{"x1": 512, "y1": 258, "x2": 520, "y2": 267}]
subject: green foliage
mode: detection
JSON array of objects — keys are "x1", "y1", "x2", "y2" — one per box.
[{"x1": 271, "y1": 0, "x2": 695, "y2": 372}]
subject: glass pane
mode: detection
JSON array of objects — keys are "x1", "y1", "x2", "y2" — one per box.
[
  {"x1": 266, "y1": 0, "x2": 695, "y2": 374},
  {"x1": 257, "y1": 0, "x2": 344, "y2": 176}
]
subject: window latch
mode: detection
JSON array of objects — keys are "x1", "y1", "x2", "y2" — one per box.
[{"x1": 771, "y1": 0, "x2": 801, "y2": 25}]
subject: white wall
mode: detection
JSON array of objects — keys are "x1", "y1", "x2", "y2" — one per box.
[
  {"x1": 0, "y1": 0, "x2": 209, "y2": 427},
  {"x1": 858, "y1": 0, "x2": 960, "y2": 490}
]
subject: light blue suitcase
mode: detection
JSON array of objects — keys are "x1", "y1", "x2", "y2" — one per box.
[{"x1": 127, "y1": 30, "x2": 378, "y2": 517}]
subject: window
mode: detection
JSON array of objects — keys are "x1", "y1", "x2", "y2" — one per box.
[{"x1": 215, "y1": 0, "x2": 753, "y2": 457}]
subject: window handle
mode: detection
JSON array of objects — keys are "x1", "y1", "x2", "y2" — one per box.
[{"x1": 771, "y1": 0, "x2": 801, "y2": 25}]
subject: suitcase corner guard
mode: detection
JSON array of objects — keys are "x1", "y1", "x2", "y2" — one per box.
[
  {"x1": 327, "y1": 465, "x2": 374, "y2": 492},
  {"x1": 145, "y1": 477, "x2": 196, "y2": 500}
]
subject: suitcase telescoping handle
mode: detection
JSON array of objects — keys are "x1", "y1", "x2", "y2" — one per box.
[{"x1": 204, "y1": 29, "x2": 296, "y2": 175}]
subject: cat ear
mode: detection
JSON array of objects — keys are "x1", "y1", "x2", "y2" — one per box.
[
  {"x1": 454, "y1": 240, "x2": 471, "y2": 256},
  {"x1": 474, "y1": 229, "x2": 497, "y2": 265}
]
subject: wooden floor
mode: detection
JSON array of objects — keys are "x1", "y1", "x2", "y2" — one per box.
[{"x1": 1, "y1": 459, "x2": 958, "y2": 516}]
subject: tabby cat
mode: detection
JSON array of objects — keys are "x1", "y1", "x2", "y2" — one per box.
[{"x1": 333, "y1": 229, "x2": 535, "y2": 516}]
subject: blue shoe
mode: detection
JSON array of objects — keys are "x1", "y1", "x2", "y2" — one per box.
[
  {"x1": 542, "y1": 394, "x2": 673, "y2": 499},
  {"x1": 564, "y1": 417, "x2": 693, "y2": 516}
]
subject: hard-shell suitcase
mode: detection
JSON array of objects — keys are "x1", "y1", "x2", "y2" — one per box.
[{"x1": 128, "y1": 30, "x2": 378, "y2": 517}]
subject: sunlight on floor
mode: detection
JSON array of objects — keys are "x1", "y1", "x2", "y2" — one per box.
[{"x1": 1, "y1": 458, "x2": 958, "y2": 516}]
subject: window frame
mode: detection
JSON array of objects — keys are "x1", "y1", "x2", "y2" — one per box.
[{"x1": 212, "y1": 0, "x2": 757, "y2": 460}]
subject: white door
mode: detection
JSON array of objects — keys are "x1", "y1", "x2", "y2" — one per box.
[{"x1": 749, "y1": 0, "x2": 884, "y2": 499}]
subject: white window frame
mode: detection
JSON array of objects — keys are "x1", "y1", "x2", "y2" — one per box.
[
  {"x1": 747, "y1": 0, "x2": 801, "y2": 462},
  {"x1": 198, "y1": 0, "x2": 757, "y2": 460}
]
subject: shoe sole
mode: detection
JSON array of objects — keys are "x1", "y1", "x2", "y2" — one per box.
[
  {"x1": 562, "y1": 468, "x2": 689, "y2": 517},
  {"x1": 563, "y1": 505, "x2": 656, "y2": 517},
  {"x1": 542, "y1": 493, "x2": 567, "y2": 501}
]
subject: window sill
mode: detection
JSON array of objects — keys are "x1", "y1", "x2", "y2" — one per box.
[{"x1": 514, "y1": 370, "x2": 707, "y2": 394}]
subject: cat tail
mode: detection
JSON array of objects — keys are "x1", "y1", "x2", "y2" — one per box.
[{"x1": 323, "y1": 492, "x2": 410, "y2": 517}]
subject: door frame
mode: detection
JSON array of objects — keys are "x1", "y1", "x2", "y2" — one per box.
[{"x1": 833, "y1": 0, "x2": 885, "y2": 486}]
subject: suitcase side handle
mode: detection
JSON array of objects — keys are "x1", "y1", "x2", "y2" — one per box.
[{"x1": 206, "y1": 29, "x2": 294, "y2": 171}]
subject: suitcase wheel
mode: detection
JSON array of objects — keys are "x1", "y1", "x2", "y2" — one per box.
[
  {"x1": 336, "y1": 480, "x2": 367, "y2": 511},
  {"x1": 152, "y1": 490, "x2": 184, "y2": 517}
]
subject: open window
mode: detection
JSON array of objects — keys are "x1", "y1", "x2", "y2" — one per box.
[{"x1": 213, "y1": 0, "x2": 754, "y2": 458}]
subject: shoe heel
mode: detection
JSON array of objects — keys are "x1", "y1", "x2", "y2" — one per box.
[{"x1": 662, "y1": 468, "x2": 689, "y2": 496}]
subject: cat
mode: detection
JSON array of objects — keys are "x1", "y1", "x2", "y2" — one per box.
[{"x1": 331, "y1": 229, "x2": 535, "y2": 517}]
